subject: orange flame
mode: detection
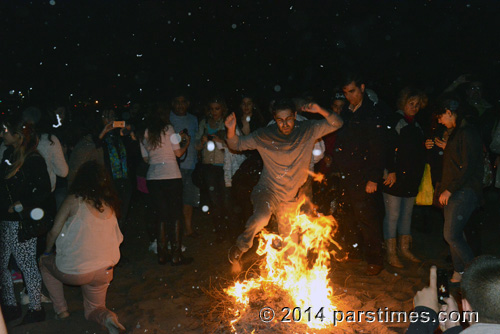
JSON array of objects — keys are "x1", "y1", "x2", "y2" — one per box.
[{"x1": 225, "y1": 196, "x2": 341, "y2": 330}]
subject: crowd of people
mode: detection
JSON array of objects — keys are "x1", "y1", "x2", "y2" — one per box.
[{"x1": 1, "y1": 72, "x2": 500, "y2": 331}]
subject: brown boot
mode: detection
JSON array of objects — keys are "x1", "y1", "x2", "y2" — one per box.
[
  {"x1": 386, "y1": 238, "x2": 404, "y2": 268},
  {"x1": 399, "y1": 235, "x2": 421, "y2": 263}
]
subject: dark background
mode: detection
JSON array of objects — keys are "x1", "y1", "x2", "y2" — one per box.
[{"x1": 1, "y1": 0, "x2": 500, "y2": 110}]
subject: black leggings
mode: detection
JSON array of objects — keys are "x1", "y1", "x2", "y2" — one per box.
[{"x1": 147, "y1": 178, "x2": 183, "y2": 226}]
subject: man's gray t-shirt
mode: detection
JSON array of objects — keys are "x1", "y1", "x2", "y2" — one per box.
[{"x1": 227, "y1": 113, "x2": 339, "y2": 203}]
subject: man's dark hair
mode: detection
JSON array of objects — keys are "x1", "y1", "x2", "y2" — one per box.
[
  {"x1": 342, "y1": 73, "x2": 365, "y2": 88},
  {"x1": 433, "y1": 93, "x2": 462, "y2": 118},
  {"x1": 171, "y1": 92, "x2": 190, "y2": 102},
  {"x1": 462, "y1": 255, "x2": 500, "y2": 324},
  {"x1": 271, "y1": 98, "x2": 296, "y2": 115}
]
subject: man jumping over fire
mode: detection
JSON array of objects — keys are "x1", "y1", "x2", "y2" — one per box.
[{"x1": 225, "y1": 99, "x2": 343, "y2": 270}]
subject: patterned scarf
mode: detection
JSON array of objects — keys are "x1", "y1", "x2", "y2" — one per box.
[{"x1": 104, "y1": 134, "x2": 128, "y2": 179}]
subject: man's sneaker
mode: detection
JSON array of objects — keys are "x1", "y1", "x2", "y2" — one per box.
[{"x1": 228, "y1": 245, "x2": 243, "y2": 265}]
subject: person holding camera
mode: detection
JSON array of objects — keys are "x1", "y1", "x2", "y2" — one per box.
[
  {"x1": 169, "y1": 94, "x2": 200, "y2": 237},
  {"x1": 195, "y1": 97, "x2": 232, "y2": 243},
  {"x1": 140, "y1": 103, "x2": 192, "y2": 265},
  {"x1": 407, "y1": 256, "x2": 500, "y2": 333}
]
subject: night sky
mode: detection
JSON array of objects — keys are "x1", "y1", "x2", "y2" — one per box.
[{"x1": 2, "y1": 1, "x2": 500, "y2": 110}]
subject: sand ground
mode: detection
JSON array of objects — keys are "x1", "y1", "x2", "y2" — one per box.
[{"x1": 6, "y1": 189, "x2": 500, "y2": 334}]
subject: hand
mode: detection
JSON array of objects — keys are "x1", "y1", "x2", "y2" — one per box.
[
  {"x1": 301, "y1": 102, "x2": 322, "y2": 114},
  {"x1": 8, "y1": 201, "x2": 22, "y2": 214},
  {"x1": 99, "y1": 122, "x2": 114, "y2": 139},
  {"x1": 225, "y1": 112, "x2": 236, "y2": 131},
  {"x1": 434, "y1": 137, "x2": 447, "y2": 150},
  {"x1": 454, "y1": 74, "x2": 470, "y2": 85},
  {"x1": 383, "y1": 172, "x2": 396, "y2": 188},
  {"x1": 365, "y1": 180, "x2": 378, "y2": 193},
  {"x1": 211, "y1": 135, "x2": 223, "y2": 143},
  {"x1": 439, "y1": 295, "x2": 462, "y2": 332},
  {"x1": 425, "y1": 139, "x2": 435, "y2": 150},
  {"x1": 439, "y1": 190, "x2": 452, "y2": 206},
  {"x1": 414, "y1": 265, "x2": 440, "y2": 314}
]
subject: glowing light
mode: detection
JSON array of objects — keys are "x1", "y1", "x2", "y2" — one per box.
[
  {"x1": 52, "y1": 114, "x2": 62, "y2": 128},
  {"x1": 245, "y1": 116, "x2": 251, "y2": 122},
  {"x1": 170, "y1": 133, "x2": 182, "y2": 145},
  {"x1": 202, "y1": 205, "x2": 209, "y2": 212},
  {"x1": 30, "y1": 208, "x2": 45, "y2": 221},
  {"x1": 274, "y1": 85, "x2": 281, "y2": 92},
  {"x1": 207, "y1": 141, "x2": 215, "y2": 151},
  {"x1": 312, "y1": 148, "x2": 322, "y2": 157}
]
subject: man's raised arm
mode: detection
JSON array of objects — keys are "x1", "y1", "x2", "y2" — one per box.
[{"x1": 301, "y1": 103, "x2": 343, "y2": 130}]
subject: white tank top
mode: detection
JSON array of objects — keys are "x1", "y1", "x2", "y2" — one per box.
[{"x1": 55, "y1": 199, "x2": 123, "y2": 275}]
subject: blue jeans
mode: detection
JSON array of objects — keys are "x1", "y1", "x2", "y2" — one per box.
[
  {"x1": 443, "y1": 189, "x2": 478, "y2": 273},
  {"x1": 383, "y1": 193, "x2": 415, "y2": 240}
]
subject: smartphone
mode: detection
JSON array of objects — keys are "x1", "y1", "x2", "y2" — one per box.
[
  {"x1": 113, "y1": 121, "x2": 125, "y2": 128},
  {"x1": 437, "y1": 269, "x2": 449, "y2": 304}
]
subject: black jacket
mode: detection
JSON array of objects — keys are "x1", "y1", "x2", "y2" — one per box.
[
  {"x1": 0, "y1": 148, "x2": 51, "y2": 221},
  {"x1": 383, "y1": 111, "x2": 426, "y2": 197},
  {"x1": 440, "y1": 120, "x2": 483, "y2": 198},
  {"x1": 333, "y1": 98, "x2": 388, "y2": 185}
]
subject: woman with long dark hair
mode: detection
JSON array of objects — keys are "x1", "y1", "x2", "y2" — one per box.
[
  {"x1": 39, "y1": 161, "x2": 125, "y2": 333},
  {"x1": 0, "y1": 114, "x2": 51, "y2": 324},
  {"x1": 140, "y1": 103, "x2": 192, "y2": 265}
]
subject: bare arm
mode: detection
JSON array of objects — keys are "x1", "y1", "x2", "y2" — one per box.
[
  {"x1": 174, "y1": 134, "x2": 191, "y2": 158},
  {"x1": 44, "y1": 195, "x2": 77, "y2": 254}
]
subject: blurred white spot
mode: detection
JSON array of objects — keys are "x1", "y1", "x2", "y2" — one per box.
[
  {"x1": 457, "y1": 215, "x2": 463, "y2": 220},
  {"x1": 202, "y1": 205, "x2": 209, "y2": 212},
  {"x1": 439, "y1": 151, "x2": 444, "y2": 156},
  {"x1": 136, "y1": 54, "x2": 143, "y2": 57},
  {"x1": 245, "y1": 116, "x2": 251, "y2": 122},
  {"x1": 30, "y1": 208, "x2": 45, "y2": 221},
  {"x1": 52, "y1": 114, "x2": 62, "y2": 128},
  {"x1": 207, "y1": 141, "x2": 215, "y2": 151},
  {"x1": 49, "y1": 0, "x2": 56, "y2": 5},
  {"x1": 274, "y1": 85, "x2": 281, "y2": 92},
  {"x1": 209, "y1": 186, "x2": 215, "y2": 191},
  {"x1": 231, "y1": 24, "x2": 237, "y2": 29},
  {"x1": 170, "y1": 133, "x2": 182, "y2": 145},
  {"x1": 9, "y1": 90, "x2": 15, "y2": 95},
  {"x1": 5, "y1": 159, "x2": 11, "y2": 166},
  {"x1": 353, "y1": 243, "x2": 358, "y2": 248},
  {"x1": 312, "y1": 149, "x2": 322, "y2": 156}
]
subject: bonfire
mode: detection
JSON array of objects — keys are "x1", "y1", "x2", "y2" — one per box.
[{"x1": 224, "y1": 195, "x2": 346, "y2": 333}]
